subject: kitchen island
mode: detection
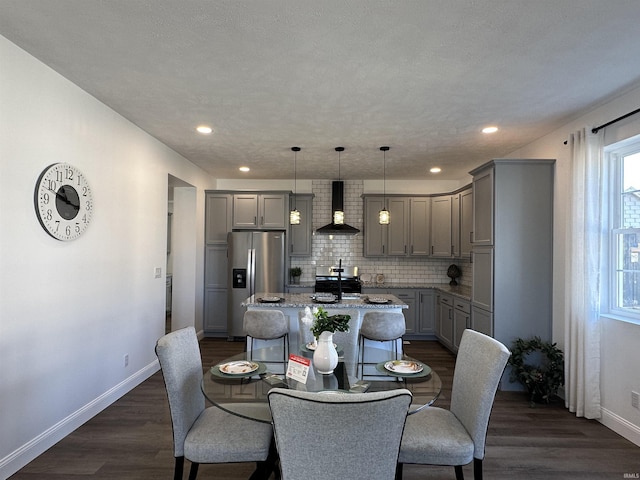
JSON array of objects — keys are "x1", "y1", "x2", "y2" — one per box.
[{"x1": 241, "y1": 293, "x2": 408, "y2": 372}]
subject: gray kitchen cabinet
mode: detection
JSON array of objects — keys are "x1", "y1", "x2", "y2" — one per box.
[
  {"x1": 437, "y1": 293, "x2": 454, "y2": 349},
  {"x1": 205, "y1": 192, "x2": 232, "y2": 244},
  {"x1": 417, "y1": 289, "x2": 435, "y2": 334},
  {"x1": 430, "y1": 195, "x2": 453, "y2": 257},
  {"x1": 387, "y1": 198, "x2": 409, "y2": 256},
  {"x1": 364, "y1": 195, "x2": 430, "y2": 257},
  {"x1": 393, "y1": 289, "x2": 416, "y2": 334},
  {"x1": 459, "y1": 188, "x2": 473, "y2": 259},
  {"x1": 453, "y1": 298, "x2": 471, "y2": 351},
  {"x1": 289, "y1": 194, "x2": 313, "y2": 256},
  {"x1": 204, "y1": 245, "x2": 228, "y2": 334},
  {"x1": 363, "y1": 197, "x2": 386, "y2": 256},
  {"x1": 233, "y1": 192, "x2": 288, "y2": 229},
  {"x1": 469, "y1": 159, "x2": 554, "y2": 388},
  {"x1": 471, "y1": 167, "x2": 493, "y2": 245},
  {"x1": 451, "y1": 193, "x2": 460, "y2": 257},
  {"x1": 409, "y1": 198, "x2": 430, "y2": 256}
]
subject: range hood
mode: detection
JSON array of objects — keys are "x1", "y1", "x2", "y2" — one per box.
[{"x1": 316, "y1": 181, "x2": 360, "y2": 235}]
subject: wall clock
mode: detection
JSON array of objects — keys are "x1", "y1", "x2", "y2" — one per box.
[{"x1": 34, "y1": 163, "x2": 93, "y2": 241}]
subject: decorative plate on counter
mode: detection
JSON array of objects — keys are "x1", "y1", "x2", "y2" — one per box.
[
  {"x1": 312, "y1": 294, "x2": 337, "y2": 304},
  {"x1": 365, "y1": 296, "x2": 390, "y2": 304},
  {"x1": 258, "y1": 296, "x2": 283, "y2": 303}
]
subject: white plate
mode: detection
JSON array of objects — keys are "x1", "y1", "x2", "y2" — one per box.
[
  {"x1": 259, "y1": 296, "x2": 281, "y2": 302},
  {"x1": 368, "y1": 296, "x2": 389, "y2": 304},
  {"x1": 219, "y1": 361, "x2": 259, "y2": 375},
  {"x1": 384, "y1": 360, "x2": 424, "y2": 374}
]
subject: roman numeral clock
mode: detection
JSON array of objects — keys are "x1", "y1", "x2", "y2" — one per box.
[{"x1": 34, "y1": 163, "x2": 93, "y2": 241}]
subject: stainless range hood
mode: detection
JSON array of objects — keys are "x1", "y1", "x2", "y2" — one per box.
[{"x1": 316, "y1": 181, "x2": 360, "y2": 235}]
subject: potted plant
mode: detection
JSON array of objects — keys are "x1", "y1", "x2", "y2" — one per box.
[
  {"x1": 508, "y1": 336, "x2": 564, "y2": 406},
  {"x1": 310, "y1": 307, "x2": 350, "y2": 374},
  {"x1": 289, "y1": 266, "x2": 302, "y2": 284}
]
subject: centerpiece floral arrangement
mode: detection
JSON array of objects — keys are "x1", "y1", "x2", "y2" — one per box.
[{"x1": 311, "y1": 306, "x2": 350, "y2": 339}]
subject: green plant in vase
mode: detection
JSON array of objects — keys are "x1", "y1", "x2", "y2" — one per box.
[
  {"x1": 289, "y1": 267, "x2": 302, "y2": 284},
  {"x1": 311, "y1": 307, "x2": 350, "y2": 339}
]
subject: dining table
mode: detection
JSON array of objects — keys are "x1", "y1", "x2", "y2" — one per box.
[{"x1": 201, "y1": 344, "x2": 442, "y2": 424}]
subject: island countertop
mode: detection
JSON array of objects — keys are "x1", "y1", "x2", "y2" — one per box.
[{"x1": 242, "y1": 293, "x2": 408, "y2": 309}]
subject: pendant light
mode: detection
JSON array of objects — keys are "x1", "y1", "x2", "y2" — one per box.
[
  {"x1": 289, "y1": 147, "x2": 301, "y2": 225},
  {"x1": 333, "y1": 147, "x2": 345, "y2": 225},
  {"x1": 379, "y1": 146, "x2": 390, "y2": 224}
]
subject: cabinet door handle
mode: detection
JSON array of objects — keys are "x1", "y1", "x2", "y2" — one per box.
[
  {"x1": 260, "y1": 216, "x2": 264, "y2": 225},
  {"x1": 404, "y1": 245, "x2": 407, "y2": 254},
  {"x1": 431, "y1": 245, "x2": 434, "y2": 255}
]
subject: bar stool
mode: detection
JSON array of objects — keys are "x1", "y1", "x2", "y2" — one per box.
[
  {"x1": 358, "y1": 311, "x2": 406, "y2": 377},
  {"x1": 243, "y1": 310, "x2": 289, "y2": 373}
]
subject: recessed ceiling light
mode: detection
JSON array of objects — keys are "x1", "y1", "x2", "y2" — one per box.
[
  {"x1": 430, "y1": 167, "x2": 442, "y2": 174},
  {"x1": 239, "y1": 166, "x2": 250, "y2": 172},
  {"x1": 196, "y1": 125, "x2": 213, "y2": 134},
  {"x1": 482, "y1": 126, "x2": 498, "y2": 134}
]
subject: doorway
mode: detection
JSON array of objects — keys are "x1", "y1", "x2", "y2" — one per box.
[{"x1": 166, "y1": 175, "x2": 197, "y2": 333}]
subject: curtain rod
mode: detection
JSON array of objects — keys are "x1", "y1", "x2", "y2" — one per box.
[{"x1": 564, "y1": 107, "x2": 640, "y2": 144}]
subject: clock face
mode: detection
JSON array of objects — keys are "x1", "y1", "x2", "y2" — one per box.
[{"x1": 34, "y1": 163, "x2": 93, "y2": 241}]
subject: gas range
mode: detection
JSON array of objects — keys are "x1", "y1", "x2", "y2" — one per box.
[{"x1": 314, "y1": 265, "x2": 362, "y2": 294}]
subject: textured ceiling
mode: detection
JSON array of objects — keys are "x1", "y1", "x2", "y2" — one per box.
[{"x1": 2, "y1": 0, "x2": 640, "y2": 180}]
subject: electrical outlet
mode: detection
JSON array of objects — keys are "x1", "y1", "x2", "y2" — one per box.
[
  {"x1": 632, "y1": 391, "x2": 639, "y2": 409},
  {"x1": 124, "y1": 354, "x2": 129, "y2": 367},
  {"x1": 154, "y1": 267, "x2": 162, "y2": 278}
]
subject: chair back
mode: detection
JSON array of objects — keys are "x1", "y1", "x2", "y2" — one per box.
[
  {"x1": 360, "y1": 311, "x2": 406, "y2": 341},
  {"x1": 155, "y1": 326, "x2": 205, "y2": 457},
  {"x1": 268, "y1": 388, "x2": 412, "y2": 480},
  {"x1": 449, "y1": 329, "x2": 510, "y2": 459},
  {"x1": 243, "y1": 309, "x2": 288, "y2": 339}
]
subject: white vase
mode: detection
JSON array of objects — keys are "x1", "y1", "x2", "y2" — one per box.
[{"x1": 313, "y1": 331, "x2": 338, "y2": 374}]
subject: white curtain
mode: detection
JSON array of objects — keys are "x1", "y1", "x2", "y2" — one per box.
[{"x1": 564, "y1": 127, "x2": 606, "y2": 419}]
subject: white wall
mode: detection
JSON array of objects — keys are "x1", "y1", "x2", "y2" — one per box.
[
  {"x1": 507, "y1": 86, "x2": 640, "y2": 446},
  {"x1": 0, "y1": 35, "x2": 215, "y2": 477}
]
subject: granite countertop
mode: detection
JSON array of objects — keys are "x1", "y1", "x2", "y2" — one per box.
[
  {"x1": 360, "y1": 283, "x2": 472, "y2": 301},
  {"x1": 242, "y1": 293, "x2": 409, "y2": 309}
]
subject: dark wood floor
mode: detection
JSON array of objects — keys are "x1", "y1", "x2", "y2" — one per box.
[{"x1": 10, "y1": 338, "x2": 639, "y2": 479}]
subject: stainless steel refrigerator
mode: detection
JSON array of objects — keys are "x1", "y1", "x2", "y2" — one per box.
[{"x1": 227, "y1": 231, "x2": 286, "y2": 338}]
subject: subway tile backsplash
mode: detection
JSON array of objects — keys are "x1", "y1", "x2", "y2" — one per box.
[{"x1": 291, "y1": 180, "x2": 472, "y2": 287}]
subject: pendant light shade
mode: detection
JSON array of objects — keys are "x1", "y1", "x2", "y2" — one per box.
[
  {"x1": 379, "y1": 146, "x2": 390, "y2": 225},
  {"x1": 333, "y1": 147, "x2": 345, "y2": 225},
  {"x1": 290, "y1": 147, "x2": 301, "y2": 225}
]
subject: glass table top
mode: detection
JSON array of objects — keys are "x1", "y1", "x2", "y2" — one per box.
[{"x1": 201, "y1": 345, "x2": 442, "y2": 423}]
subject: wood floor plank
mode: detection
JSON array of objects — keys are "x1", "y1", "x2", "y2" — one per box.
[{"x1": 9, "y1": 338, "x2": 639, "y2": 480}]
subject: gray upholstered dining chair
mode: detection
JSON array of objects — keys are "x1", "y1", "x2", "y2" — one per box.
[
  {"x1": 268, "y1": 388, "x2": 413, "y2": 480},
  {"x1": 359, "y1": 311, "x2": 406, "y2": 375},
  {"x1": 155, "y1": 326, "x2": 277, "y2": 480},
  {"x1": 396, "y1": 329, "x2": 511, "y2": 480},
  {"x1": 243, "y1": 309, "x2": 289, "y2": 373}
]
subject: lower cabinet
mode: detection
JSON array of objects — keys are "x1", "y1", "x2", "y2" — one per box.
[
  {"x1": 204, "y1": 289, "x2": 228, "y2": 333},
  {"x1": 393, "y1": 290, "x2": 417, "y2": 334},
  {"x1": 471, "y1": 305, "x2": 493, "y2": 337},
  {"x1": 417, "y1": 289, "x2": 435, "y2": 334},
  {"x1": 452, "y1": 298, "x2": 471, "y2": 352},
  {"x1": 437, "y1": 294, "x2": 454, "y2": 349}
]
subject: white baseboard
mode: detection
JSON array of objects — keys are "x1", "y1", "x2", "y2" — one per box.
[
  {"x1": 0, "y1": 360, "x2": 160, "y2": 479},
  {"x1": 599, "y1": 407, "x2": 640, "y2": 447}
]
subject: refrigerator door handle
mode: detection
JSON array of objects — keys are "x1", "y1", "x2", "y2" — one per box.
[{"x1": 248, "y1": 248, "x2": 256, "y2": 296}]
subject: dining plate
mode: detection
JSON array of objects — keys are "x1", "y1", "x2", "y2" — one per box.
[
  {"x1": 367, "y1": 296, "x2": 390, "y2": 304},
  {"x1": 305, "y1": 341, "x2": 337, "y2": 351},
  {"x1": 218, "y1": 361, "x2": 260, "y2": 375},
  {"x1": 384, "y1": 360, "x2": 424, "y2": 374},
  {"x1": 258, "y1": 296, "x2": 282, "y2": 303}
]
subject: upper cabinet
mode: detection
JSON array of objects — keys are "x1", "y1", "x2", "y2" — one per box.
[
  {"x1": 430, "y1": 195, "x2": 453, "y2": 257},
  {"x1": 471, "y1": 167, "x2": 494, "y2": 245},
  {"x1": 232, "y1": 193, "x2": 288, "y2": 230},
  {"x1": 363, "y1": 196, "x2": 430, "y2": 257},
  {"x1": 459, "y1": 188, "x2": 473, "y2": 259},
  {"x1": 289, "y1": 194, "x2": 314, "y2": 256},
  {"x1": 205, "y1": 193, "x2": 233, "y2": 244}
]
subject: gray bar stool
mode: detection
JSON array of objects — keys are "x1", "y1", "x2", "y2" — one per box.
[
  {"x1": 243, "y1": 310, "x2": 289, "y2": 373},
  {"x1": 358, "y1": 311, "x2": 406, "y2": 376}
]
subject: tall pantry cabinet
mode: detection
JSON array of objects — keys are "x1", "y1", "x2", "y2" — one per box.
[{"x1": 469, "y1": 159, "x2": 555, "y2": 389}]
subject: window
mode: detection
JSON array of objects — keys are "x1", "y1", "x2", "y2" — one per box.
[{"x1": 607, "y1": 139, "x2": 640, "y2": 320}]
